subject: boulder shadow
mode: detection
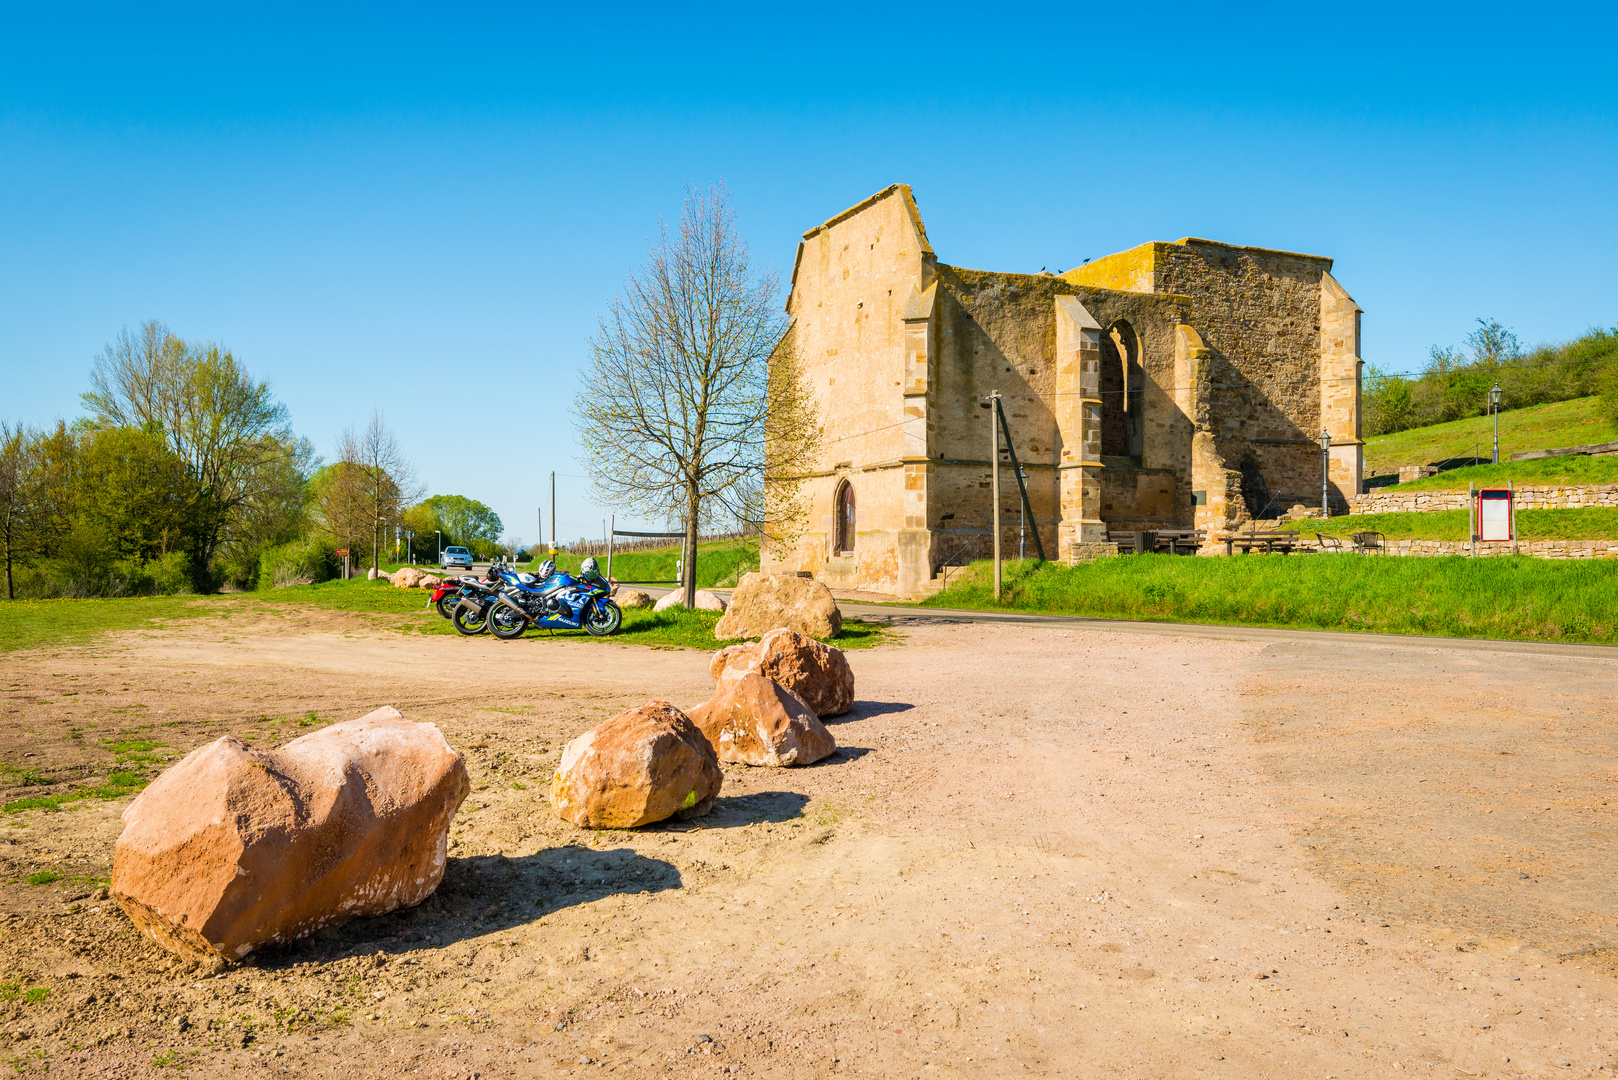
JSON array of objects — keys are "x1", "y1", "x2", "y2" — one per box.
[
  {"x1": 811, "y1": 745, "x2": 872, "y2": 765},
  {"x1": 647, "y1": 789, "x2": 809, "y2": 832},
  {"x1": 249, "y1": 846, "x2": 682, "y2": 965},
  {"x1": 827, "y1": 701, "x2": 913, "y2": 724}
]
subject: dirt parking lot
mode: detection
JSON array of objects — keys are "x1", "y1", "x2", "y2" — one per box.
[{"x1": 2, "y1": 603, "x2": 1616, "y2": 1079}]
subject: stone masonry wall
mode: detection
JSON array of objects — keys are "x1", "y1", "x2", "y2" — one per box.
[
  {"x1": 1288, "y1": 537, "x2": 1618, "y2": 559},
  {"x1": 1346, "y1": 483, "x2": 1618, "y2": 515},
  {"x1": 1154, "y1": 241, "x2": 1337, "y2": 514}
]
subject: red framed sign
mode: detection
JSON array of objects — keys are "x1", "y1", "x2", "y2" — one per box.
[{"x1": 1473, "y1": 489, "x2": 1514, "y2": 543}]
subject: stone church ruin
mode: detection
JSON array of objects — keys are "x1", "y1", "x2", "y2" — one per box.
[{"x1": 762, "y1": 184, "x2": 1364, "y2": 598}]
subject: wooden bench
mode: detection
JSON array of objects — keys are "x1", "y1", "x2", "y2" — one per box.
[{"x1": 1222, "y1": 530, "x2": 1303, "y2": 556}]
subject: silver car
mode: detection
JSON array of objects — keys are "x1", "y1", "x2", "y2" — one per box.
[{"x1": 439, "y1": 545, "x2": 474, "y2": 571}]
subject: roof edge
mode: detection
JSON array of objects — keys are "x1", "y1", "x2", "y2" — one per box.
[{"x1": 1175, "y1": 237, "x2": 1333, "y2": 266}]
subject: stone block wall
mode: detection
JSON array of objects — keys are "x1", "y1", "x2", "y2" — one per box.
[{"x1": 1346, "y1": 483, "x2": 1618, "y2": 515}]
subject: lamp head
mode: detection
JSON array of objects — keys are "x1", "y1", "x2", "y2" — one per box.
[
  {"x1": 1318, "y1": 428, "x2": 1332, "y2": 451},
  {"x1": 1489, "y1": 383, "x2": 1503, "y2": 408}
]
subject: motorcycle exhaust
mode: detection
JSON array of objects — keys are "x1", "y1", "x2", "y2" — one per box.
[{"x1": 494, "y1": 592, "x2": 531, "y2": 624}]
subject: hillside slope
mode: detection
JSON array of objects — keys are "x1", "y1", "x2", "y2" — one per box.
[{"x1": 1363, "y1": 396, "x2": 1617, "y2": 477}]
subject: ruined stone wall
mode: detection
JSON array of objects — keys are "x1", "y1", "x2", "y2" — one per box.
[
  {"x1": 927, "y1": 266, "x2": 1194, "y2": 550},
  {"x1": 761, "y1": 187, "x2": 930, "y2": 592},
  {"x1": 1155, "y1": 240, "x2": 1332, "y2": 516}
]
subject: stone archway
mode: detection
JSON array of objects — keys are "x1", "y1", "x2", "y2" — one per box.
[{"x1": 1100, "y1": 320, "x2": 1143, "y2": 463}]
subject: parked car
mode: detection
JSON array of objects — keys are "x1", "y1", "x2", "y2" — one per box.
[{"x1": 439, "y1": 545, "x2": 474, "y2": 571}]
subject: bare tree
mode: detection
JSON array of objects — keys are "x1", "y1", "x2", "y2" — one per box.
[
  {"x1": 83, "y1": 321, "x2": 294, "y2": 587},
  {"x1": 576, "y1": 184, "x2": 818, "y2": 606},
  {"x1": 335, "y1": 411, "x2": 422, "y2": 574}
]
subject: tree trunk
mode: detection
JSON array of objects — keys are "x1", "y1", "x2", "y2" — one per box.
[
  {"x1": 682, "y1": 486, "x2": 700, "y2": 608},
  {"x1": 4, "y1": 542, "x2": 11, "y2": 601}
]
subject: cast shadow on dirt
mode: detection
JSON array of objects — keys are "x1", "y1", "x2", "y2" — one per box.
[
  {"x1": 249, "y1": 845, "x2": 684, "y2": 966},
  {"x1": 649, "y1": 790, "x2": 810, "y2": 832},
  {"x1": 830, "y1": 701, "x2": 914, "y2": 724}
]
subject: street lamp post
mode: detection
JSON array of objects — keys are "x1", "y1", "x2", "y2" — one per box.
[
  {"x1": 1318, "y1": 428, "x2": 1332, "y2": 518},
  {"x1": 435, "y1": 531, "x2": 442, "y2": 567},
  {"x1": 1489, "y1": 382, "x2": 1503, "y2": 464}
]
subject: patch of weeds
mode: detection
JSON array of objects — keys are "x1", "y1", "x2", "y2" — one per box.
[
  {"x1": 813, "y1": 804, "x2": 840, "y2": 826},
  {"x1": 510, "y1": 782, "x2": 527, "y2": 791},
  {"x1": 151, "y1": 1048, "x2": 198, "y2": 1070},
  {"x1": 25, "y1": 871, "x2": 60, "y2": 886},
  {"x1": 0, "y1": 982, "x2": 49, "y2": 1004},
  {"x1": 298, "y1": 711, "x2": 321, "y2": 728}
]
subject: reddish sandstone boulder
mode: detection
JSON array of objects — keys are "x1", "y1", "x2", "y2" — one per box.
[
  {"x1": 390, "y1": 566, "x2": 426, "y2": 588},
  {"x1": 710, "y1": 628, "x2": 855, "y2": 717},
  {"x1": 550, "y1": 702, "x2": 721, "y2": 828},
  {"x1": 111, "y1": 707, "x2": 469, "y2": 962},
  {"x1": 687, "y1": 672, "x2": 835, "y2": 767},
  {"x1": 713, "y1": 572, "x2": 841, "y2": 641}
]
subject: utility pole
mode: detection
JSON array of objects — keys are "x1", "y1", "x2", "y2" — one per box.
[
  {"x1": 1018, "y1": 464, "x2": 1028, "y2": 561},
  {"x1": 550, "y1": 471, "x2": 556, "y2": 554},
  {"x1": 991, "y1": 391, "x2": 1002, "y2": 601},
  {"x1": 608, "y1": 513, "x2": 615, "y2": 581}
]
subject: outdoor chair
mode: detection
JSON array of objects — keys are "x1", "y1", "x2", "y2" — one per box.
[
  {"x1": 1351, "y1": 531, "x2": 1385, "y2": 555},
  {"x1": 1315, "y1": 533, "x2": 1345, "y2": 552}
]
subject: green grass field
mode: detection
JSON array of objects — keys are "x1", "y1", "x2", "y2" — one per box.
[
  {"x1": 1304, "y1": 506, "x2": 1618, "y2": 542},
  {"x1": 923, "y1": 556, "x2": 1618, "y2": 644},
  {"x1": 1364, "y1": 396, "x2": 1618, "y2": 481},
  {"x1": 0, "y1": 567, "x2": 887, "y2": 655}
]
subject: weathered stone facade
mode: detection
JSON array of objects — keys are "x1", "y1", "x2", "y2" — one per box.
[{"x1": 763, "y1": 185, "x2": 1365, "y2": 597}]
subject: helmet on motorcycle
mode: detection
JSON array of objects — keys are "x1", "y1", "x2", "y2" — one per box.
[
  {"x1": 537, "y1": 558, "x2": 556, "y2": 579},
  {"x1": 581, "y1": 557, "x2": 599, "y2": 577}
]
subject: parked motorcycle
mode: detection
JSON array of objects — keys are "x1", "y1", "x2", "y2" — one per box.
[
  {"x1": 449, "y1": 566, "x2": 508, "y2": 636},
  {"x1": 487, "y1": 558, "x2": 622, "y2": 640}
]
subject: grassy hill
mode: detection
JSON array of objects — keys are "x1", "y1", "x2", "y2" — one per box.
[{"x1": 1363, "y1": 396, "x2": 1618, "y2": 491}]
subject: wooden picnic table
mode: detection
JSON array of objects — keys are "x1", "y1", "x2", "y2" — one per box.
[
  {"x1": 1222, "y1": 530, "x2": 1304, "y2": 556},
  {"x1": 1109, "y1": 529, "x2": 1207, "y2": 555}
]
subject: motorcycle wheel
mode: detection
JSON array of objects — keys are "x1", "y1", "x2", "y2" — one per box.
[
  {"x1": 435, "y1": 594, "x2": 459, "y2": 620},
  {"x1": 452, "y1": 601, "x2": 489, "y2": 636},
  {"x1": 584, "y1": 599, "x2": 623, "y2": 637},
  {"x1": 489, "y1": 604, "x2": 528, "y2": 640}
]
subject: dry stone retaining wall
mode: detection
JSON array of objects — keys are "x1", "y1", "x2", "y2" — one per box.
[
  {"x1": 1347, "y1": 483, "x2": 1618, "y2": 515},
  {"x1": 1288, "y1": 537, "x2": 1618, "y2": 559}
]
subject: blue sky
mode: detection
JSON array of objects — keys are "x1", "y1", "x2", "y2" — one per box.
[{"x1": 3, "y1": 3, "x2": 1614, "y2": 544}]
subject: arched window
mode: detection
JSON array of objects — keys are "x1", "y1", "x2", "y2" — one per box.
[
  {"x1": 1100, "y1": 320, "x2": 1143, "y2": 463},
  {"x1": 834, "y1": 481, "x2": 856, "y2": 555}
]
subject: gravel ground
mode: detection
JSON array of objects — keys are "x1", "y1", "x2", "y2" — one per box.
[{"x1": 1, "y1": 603, "x2": 1615, "y2": 1078}]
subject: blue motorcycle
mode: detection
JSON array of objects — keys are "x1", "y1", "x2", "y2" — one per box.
[{"x1": 487, "y1": 558, "x2": 622, "y2": 640}]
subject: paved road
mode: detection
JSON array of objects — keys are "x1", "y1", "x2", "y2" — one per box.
[{"x1": 639, "y1": 584, "x2": 1618, "y2": 661}]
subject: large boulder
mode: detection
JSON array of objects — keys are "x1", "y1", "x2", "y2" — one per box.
[
  {"x1": 390, "y1": 566, "x2": 426, "y2": 589},
  {"x1": 550, "y1": 702, "x2": 721, "y2": 828},
  {"x1": 652, "y1": 589, "x2": 727, "y2": 613},
  {"x1": 687, "y1": 672, "x2": 835, "y2": 767},
  {"x1": 710, "y1": 628, "x2": 855, "y2": 717},
  {"x1": 366, "y1": 567, "x2": 380, "y2": 581},
  {"x1": 110, "y1": 707, "x2": 468, "y2": 963},
  {"x1": 419, "y1": 574, "x2": 444, "y2": 589},
  {"x1": 615, "y1": 588, "x2": 653, "y2": 609},
  {"x1": 713, "y1": 572, "x2": 842, "y2": 641}
]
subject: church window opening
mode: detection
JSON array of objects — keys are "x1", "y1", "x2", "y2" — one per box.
[
  {"x1": 835, "y1": 481, "x2": 856, "y2": 555},
  {"x1": 1100, "y1": 320, "x2": 1144, "y2": 464}
]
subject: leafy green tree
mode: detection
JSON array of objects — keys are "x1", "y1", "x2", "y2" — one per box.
[
  {"x1": 83, "y1": 321, "x2": 293, "y2": 589},
  {"x1": 76, "y1": 425, "x2": 197, "y2": 562},
  {"x1": 421, "y1": 494, "x2": 502, "y2": 554},
  {"x1": 0, "y1": 422, "x2": 75, "y2": 600}
]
